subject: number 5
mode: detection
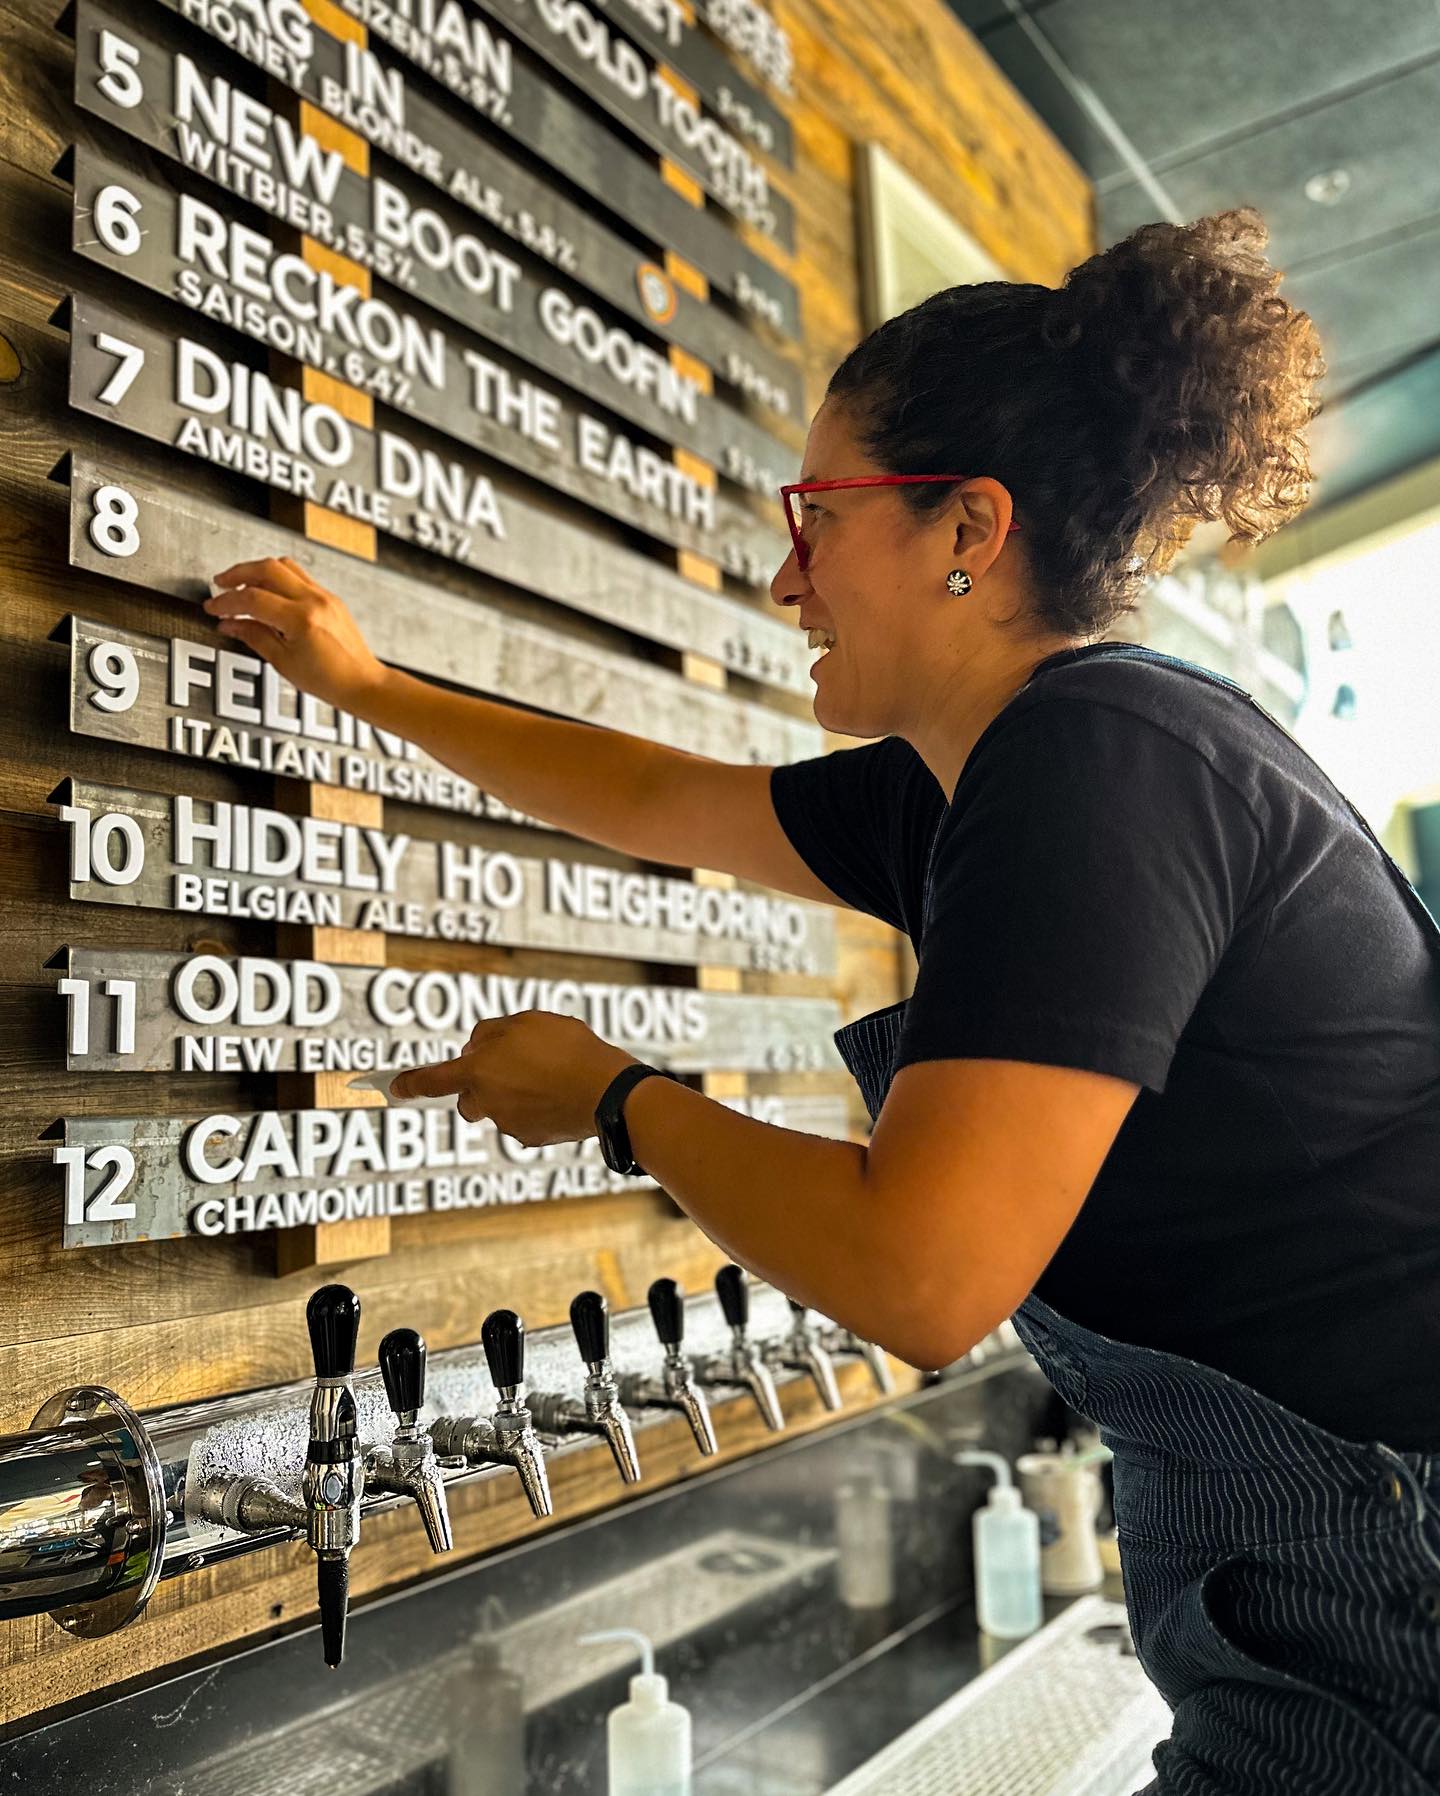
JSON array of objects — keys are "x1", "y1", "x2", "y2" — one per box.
[{"x1": 97, "y1": 29, "x2": 143, "y2": 109}]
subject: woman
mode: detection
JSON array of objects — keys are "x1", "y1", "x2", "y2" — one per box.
[{"x1": 207, "y1": 208, "x2": 1440, "y2": 1792}]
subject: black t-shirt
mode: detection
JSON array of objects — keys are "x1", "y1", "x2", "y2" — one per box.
[{"x1": 771, "y1": 643, "x2": 1440, "y2": 1451}]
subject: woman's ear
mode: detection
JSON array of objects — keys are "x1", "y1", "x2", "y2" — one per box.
[{"x1": 950, "y1": 480, "x2": 1012, "y2": 555}]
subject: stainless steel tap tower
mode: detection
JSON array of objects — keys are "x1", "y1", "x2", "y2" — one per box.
[{"x1": 0, "y1": 1272, "x2": 951, "y2": 1659}]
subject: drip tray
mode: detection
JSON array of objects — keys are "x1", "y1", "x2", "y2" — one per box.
[{"x1": 822, "y1": 1596, "x2": 1170, "y2": 1796}]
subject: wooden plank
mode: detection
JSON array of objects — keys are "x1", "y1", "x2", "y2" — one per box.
[
  {"x1": 460, "y1": 0, "x2": 796, "y2": 240},
  {"x1": 107, "y1": 0, "x2": 804, "y2": 332},
  {"x1": 63, "y1": 139, "x2": 799, "y2": 502},
  {"x1": 44, "y1": 1091, "x2": 849, "y2": 1247},
  {"x1": 51, "y1": 946, "x2": 844, "y2": 1074},
  {"x1": 50, "y1": 775, "x2": 838, "y2": 972},
  {"x1": 56, "y1": 452, "x2": 820, "y2": 762},
  {"x1": 61, "y1": 282, "x2": 788, "y2": 585},
  {"x1": 59, "y1": 615, "x2": 551, "y2": 826}
]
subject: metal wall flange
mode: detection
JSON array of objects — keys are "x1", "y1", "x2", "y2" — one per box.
[{"x1": 13, "y1": 1385, "x2": 167, "y2": 1637}]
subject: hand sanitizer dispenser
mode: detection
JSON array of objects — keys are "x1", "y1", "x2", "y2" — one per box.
[
  {"x1": 955, "y1": 1449, "x2": 1043, "y2": 1639},
  {"x1": 577, "y1": 1628, "x2": 691, "y2": 1796}
]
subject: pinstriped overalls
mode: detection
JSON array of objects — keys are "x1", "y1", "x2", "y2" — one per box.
[{"x1": 834, "y1": 645, "x2": 1440, "y2": 1794}]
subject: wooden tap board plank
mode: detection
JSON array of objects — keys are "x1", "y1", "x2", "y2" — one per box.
[
  {"x1": 59, "y1": 454, "x2": 821, "y2": 761},
  {"x1": 51, "y1": 944, "x2": 844, "y2": 1074}
]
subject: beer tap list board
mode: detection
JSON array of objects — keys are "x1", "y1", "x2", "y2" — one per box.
[{"x1": 37, "y1": 0, "x2": 852, "y2": 1250}]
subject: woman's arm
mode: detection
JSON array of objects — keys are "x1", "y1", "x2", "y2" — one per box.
[
  {"x1": 620, "y1": 1054, "x2": 1141, "y2": 1365},
  {"x1": 394, "y1": 1012, "x2": 1141, "y2": 1367},
  {"x1": 203, "y1": 556, "x2": 840, "y2": 903}
]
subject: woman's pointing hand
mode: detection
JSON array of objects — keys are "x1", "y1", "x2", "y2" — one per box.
[
  {"x1": 203, "y1": 555, "x2": 389, "y2": 715},
  {"x1": 390, "y1": 1012, "x2": 639, "y2": 1148}
]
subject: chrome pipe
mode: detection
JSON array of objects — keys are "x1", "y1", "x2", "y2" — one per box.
[{"x1": 0, "y1": 1386, "x2": 165, "y2": 1637}]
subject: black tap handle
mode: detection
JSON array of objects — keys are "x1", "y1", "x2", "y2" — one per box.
[
  {"x1": 307, "y1": 1284, "x2": 361, "y2": 1380},
  {"x1": 715, "y1": 1264, "x2": 749, "y2": 1329},
  {"x1": 317, "y1": 1554, "x2": 349, "y2": 1669},
  {"x1": 570, "y1": 1290, "x2": 610, "y2": 1363},
  {"x1": 379, "y1": 1327, "x2": 427, "y2": 1415},
  {"x1": 647, "y1": 1277, "x2": 685, "y2": 1347},
  {"x1": 482, "y1": 1308, "x2": 525, "y2": 1388}
]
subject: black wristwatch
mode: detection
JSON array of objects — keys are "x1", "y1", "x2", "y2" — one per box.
[{"x1": 595, "y1": 1063, "x2": 678, "y2": 1175}]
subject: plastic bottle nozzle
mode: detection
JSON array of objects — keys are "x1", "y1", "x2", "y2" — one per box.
[
  {"x1": 576, "y1": 1627, "x2": 668, "y2": 1703},
  {"x1": 954, "y1": 1448, "x2": 1014, "y2": 1489}
]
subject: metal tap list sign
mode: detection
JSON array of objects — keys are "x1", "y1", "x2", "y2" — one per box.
[
  {"x1": 689, "y1": 0, "x2": 793, "y2": 95},
  {"x1": 64, "y1": 283, "x2": 786, "y2": 599},
  {"x1": 45, "y1": 1090, "x2": 850, "y2": 1247},
  {"x1": 53, "y1": 945, "x2": 845, "y2": 1075},
  {"x1": 65, "y1": 141, "x2": 794, "y2": 552},
  {"x1": 419, "y1": 0, "x2": 795, "y2": 240},
  {"x1": 79, "y1": 0, "x2": 801, "y2": 337},
  {"x1": 553, "y1": 0, "x2": 794, "y2": 156},
  {"x1": 59, "y1": 456, "x2": 821, "y2": 763},
  {"x1": 67, "y1": 1, "x2": 804, "y2": 430},
  {"x1": 62, "y1": 615, "x2": 548, "y2": 822},
  {"x1": 51, "y1": 778, "x2": 837, "y2": 972}
]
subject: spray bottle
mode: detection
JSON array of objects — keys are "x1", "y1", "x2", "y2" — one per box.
[
  {"x1": 955, "y1": 1449, "x2": 1042, "y2": 1639},
  {"x1": 577, "y1": 1628, "x2": 691, "y2": 1796}
]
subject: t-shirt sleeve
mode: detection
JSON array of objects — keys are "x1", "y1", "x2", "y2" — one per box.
[
  {"x1": 895, "y1": 698, "x2": 1265, "y2": 1094},
  {"x1": 769, "y1": 737, "x2": 938, "y2": 934}
]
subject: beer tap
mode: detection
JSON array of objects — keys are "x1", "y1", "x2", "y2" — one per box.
[
  {"x1": 302, "y1": 1282, "x2": 365, "y2": 1668},
  {"x1": 689, "y1": 1266, "x2": 785, "y2": 1431},
  {"x1": 526, "y1": 1292, "x2": 641, "y2": 1485},
  {"x1": 428, "y1": 1310, "x2": 553, "y2": 1519},
  {"x1": 763, "y1": 1300, "x2": 843, "y2": 1411},
  {"x1": 818, "y1": 1322, "x2": 895, "y2": 1396},
  {"x1": 615, "y1": 1278, "x2": 717, "y2": 1456},
  {"x1": 363, "y1": 1328, "x2": 453, "y2": 1553},
  {"x1": 193, "y1": 1282, "x2": 364, "y2": 1667}
]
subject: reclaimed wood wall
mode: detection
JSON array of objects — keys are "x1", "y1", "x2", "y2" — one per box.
[{"x1": 0, "y1": 0, "x2": 1093, "y2": 1726}]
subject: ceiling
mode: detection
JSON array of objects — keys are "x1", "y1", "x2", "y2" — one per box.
[{"x1": 947, "y1": 0, "x2": 1440, "y2": 517}]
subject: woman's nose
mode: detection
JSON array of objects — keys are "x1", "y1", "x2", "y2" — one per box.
[{"x1": 771, "y1": 549, "x2": 806, "y2": 608}]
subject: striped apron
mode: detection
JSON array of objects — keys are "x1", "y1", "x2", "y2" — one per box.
[{"x1": 832, "y1": 648, "x2": 1440, "y2": 1793}]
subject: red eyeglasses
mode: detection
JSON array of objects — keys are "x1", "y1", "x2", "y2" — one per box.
[{"x1": 780, "y1": 475, "x2": 1021, "y2": 573}]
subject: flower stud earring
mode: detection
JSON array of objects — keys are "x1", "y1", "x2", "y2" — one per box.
[{"x1": 946, "y1": 569, "x2": 973, "y2": 597}]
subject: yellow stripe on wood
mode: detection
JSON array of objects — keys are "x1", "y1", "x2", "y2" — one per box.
[
  {"x1": 667, "y1": 344, "x2": 714, "y2": 395},
  {"x1": 672, "y1": 446, "x2": 716, "y2": 488},
  {"x1": 303, "y1": 237, "x2": 372, "y2": 299},
  {"x1": 660, "y1": 158, "x2": 705, "y2": 207},
  {"x1": 299, "y1": 101, "x2": 369, "y2": 174},
  {"x1": 300, "y1": 365, "x2": 374, "y2": 428},
  {"x1": 680, "y1": 650, "x2": 726, "y2": 688},
  {"x1": 677, "y1": 549, "x2": 723, "y2": 591},
  {"x1": 665, "y1": 250, "x2": 709, "y2": 302},
  {"x1": 297, "y1": 503, "x2": 377, "y2": 560},
  {"x1": 654, "y1": 65, "x2": 700, "y2": 109},
  {"x1": 303, "y1": 0, "x2": 367, "y2": 46}
]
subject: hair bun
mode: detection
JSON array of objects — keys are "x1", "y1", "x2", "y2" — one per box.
[{"x1": 1042, "y1": 206, "x2": 1326, "y2": 550}]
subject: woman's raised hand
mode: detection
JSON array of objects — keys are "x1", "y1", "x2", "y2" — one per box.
[{"x1": 203, "y1": 556, "x2": 390, "y2": 716}]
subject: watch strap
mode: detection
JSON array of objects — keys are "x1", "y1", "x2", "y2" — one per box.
[{"x1": 595, "y1": 1063, "x2": 678, "y2": 1176}]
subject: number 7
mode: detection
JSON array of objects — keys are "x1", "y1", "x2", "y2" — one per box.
[{"x1": 94, "y1": 331, "x2": 145, "y2": 406}]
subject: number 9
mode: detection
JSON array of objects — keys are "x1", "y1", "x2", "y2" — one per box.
[{"x1": 87, "y1": 640, "x2": 140, "y2": 713}]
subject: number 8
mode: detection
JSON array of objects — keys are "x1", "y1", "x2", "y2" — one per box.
[{"x1": 89, "y1": 483, "x2": 141, "y2": 558}]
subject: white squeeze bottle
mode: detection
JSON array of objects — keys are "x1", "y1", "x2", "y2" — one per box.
[
  {"x1": 955, "y1": 1450, "x2": 1043, "y2": 1639},
  {"x1": 577, "y1": 1628, "x2": 691, "y2": 1796}
]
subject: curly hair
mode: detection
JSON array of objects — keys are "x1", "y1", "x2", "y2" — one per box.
[{"x1": 826, "y1": 207, "x2": 1327, "y2": 638}]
